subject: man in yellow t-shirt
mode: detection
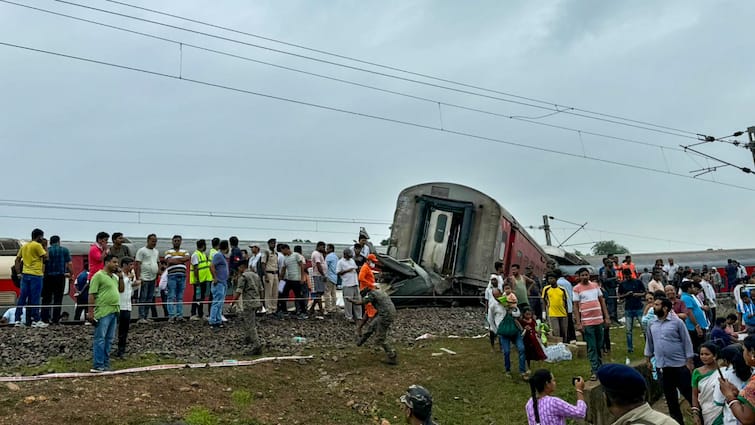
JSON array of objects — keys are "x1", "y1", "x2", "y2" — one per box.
[
  {"x1": 14, "y1": 228, "x2": 48, "y2": 327},
  {"x1": 541, "y1": 272, "x2": 568, "y2": 340}
]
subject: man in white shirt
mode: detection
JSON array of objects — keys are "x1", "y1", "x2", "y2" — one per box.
[
  {"x1": 556, "y1": 270, "x2": 576, "y2": 342},
  {"x1": 662, "y1": 259, "x2": 679, "y2": 283},
  {"x1": 117, "y1": 258, "x2": 139, "y2": 358},
  {"x1": 1, "y1": 307, "x2": 26, "y2": 325},
  {"x1": 135, "y1": 234, "x2": 160, "y2": 324},
  {"x1": 337, "y1": 248, "x2": 361, "y2": 322},
  {"x1": 700, "y1": 276, "x2": 717, "y2": 326},
  {"x1": 247, "y1": 245, "x2": 262, "y2": 273}
]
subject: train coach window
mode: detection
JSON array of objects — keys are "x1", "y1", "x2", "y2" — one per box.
[{"x1": 434, "y1": 214, "x2": 448, "y2": 243}]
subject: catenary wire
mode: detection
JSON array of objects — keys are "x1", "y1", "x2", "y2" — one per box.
[
  {"x1": 101, "y1": 0, "x2": 702, "y2": 138},
  {"x1": 47, "y1": 0, "x2": 701, "y2": 140},
  {"x1": 548, "y1": 217, "x2": 717, "y2": 248},
  {"x1": 0, "y1": 214, "x2": 389, "y2": 237},
  {"x1": 0, "y1": 198, "x2": 390, "y2": 224},
  {"x1": 0, "y1": 200, "x2": 391, "y2": 225},
  {"x1": 0, "y1": 0, "x2": 699, "y2": 156},
  {"x1": 2, "y1": 40, "x2": 754, "y2": 194}
]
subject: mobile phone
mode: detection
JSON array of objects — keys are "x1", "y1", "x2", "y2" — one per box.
[{"x1": 572, "y1": 377, "x2": 580, "y2": 386}]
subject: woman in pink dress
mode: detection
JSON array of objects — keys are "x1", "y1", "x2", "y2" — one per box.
[{"x1": 526, "y1": 369, "x2": 587, "y2": 425}]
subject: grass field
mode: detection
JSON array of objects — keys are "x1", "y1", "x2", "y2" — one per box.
[{"x1": 0, "y1": 327, "x2": 650, "y2": 424}]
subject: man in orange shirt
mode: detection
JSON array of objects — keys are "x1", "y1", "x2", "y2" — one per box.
[{"x1": 357, "y1": 254, "x2": 379, "y2": 335}]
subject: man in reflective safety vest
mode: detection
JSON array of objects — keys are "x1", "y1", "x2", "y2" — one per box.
[{"x1": 190, "y1": 239, "x2": 213, "y2": 320}]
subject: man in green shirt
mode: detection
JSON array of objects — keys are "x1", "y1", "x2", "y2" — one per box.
[{"x1": 88, "y1": 254, "x2": 124, "y2": 372}]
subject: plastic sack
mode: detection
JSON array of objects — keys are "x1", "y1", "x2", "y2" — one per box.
[{"x1": 544, "y1": 343, "x2": 573, "y2": 363}]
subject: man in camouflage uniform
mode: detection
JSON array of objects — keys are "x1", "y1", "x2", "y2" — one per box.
[
  {"x1": 234, "y1": 262, "x2": 264, "y2": 355},
  {"x1": 351, "y1": 287, "x2": 398, "y2": 365}
]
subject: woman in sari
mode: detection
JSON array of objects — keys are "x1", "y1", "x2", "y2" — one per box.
[
  {"x1": 692, "y1": 342, "x2": 722, "y2": 424},
  {"x1": 720, "y1": 335, "x2": 755, "y2": 425},
  {"x1": 714, "y1": 344, "x2": 751, "y2": 425}
]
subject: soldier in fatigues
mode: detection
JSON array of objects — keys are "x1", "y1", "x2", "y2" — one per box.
[
  {"x1": 234, "y1": 262, "x2": 264, "y2": 355},
  {"x1": 350, "y1": 287, "x2": 398, "y2": 365}
]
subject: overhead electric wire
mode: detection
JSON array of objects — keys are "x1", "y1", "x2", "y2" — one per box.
[
  {"x1": 47, "y1": 0, "x2": 701, "y2": 140},
  {"x1": 0, "y1": 0, "x2": 705, "y2": 157},
  {"x1": 0, "y1": 214, "x2": 389, "y2": 237},
  {"x1": 549, "y1": 217, "x2": 717, "y2": 248},
  {"x1": 3, "y1": 40, "x2": 755, "y2": 194},
  {"x1": 0, "y1": 199, "x2": 391, "y2": 225},
  {"x1": 102, "y1": 0, "x2": 702, "y2": 138}
]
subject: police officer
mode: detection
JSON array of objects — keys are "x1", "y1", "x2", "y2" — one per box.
[
  {"x1": 233, "y1": 262, "x2": 264, "y2": 355},
  {"x1": 400, "y1": 385, "x2": 436, "y2": 424},
  {"x1": 349, "y1": 286, "x2": 398, "y2": 365}
]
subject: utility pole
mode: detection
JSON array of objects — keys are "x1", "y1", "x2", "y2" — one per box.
[
  {"x1": 542, "y1": 215, "x2": 552, "y2": 246},
  {"x1": 748, "y1": 126, "x2": 755, "y2": 168}
]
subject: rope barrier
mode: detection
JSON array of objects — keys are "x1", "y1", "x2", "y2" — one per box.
[
  {"x1": 0, "y1": 292, "x2": 732, "y2": 310},
  {"x1": 0, "y1": 355, "x2": 314, "y2": 382}
]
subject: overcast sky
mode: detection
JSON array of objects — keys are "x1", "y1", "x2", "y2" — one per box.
[{"x1": 1, "y1": 0, "x2": 753, "y2": 254}]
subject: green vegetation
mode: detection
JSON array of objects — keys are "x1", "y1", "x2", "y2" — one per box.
[
  {"x1": 592, "y1": 240, "x2": 630, "y2": 255},
  {"x1": 231, "y1": 389, "x2": 253, "y2": 409},
  {"x1": 184, "y1": 407, "x2": 219, "y2": 425}
]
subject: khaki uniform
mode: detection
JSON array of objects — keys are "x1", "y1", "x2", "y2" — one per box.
[
  {"x1": 357, "y1": 289, "x2": 397, "y2": 364},
  {"x1": 611, "y1": 403, "x2": 677, "y2": 425},
  {"x1": 263, "y1": 250, "x2": 279, "y2": 314},
  {"x1": 236, "y1": 271, "x2": 264, "y2": 352}
]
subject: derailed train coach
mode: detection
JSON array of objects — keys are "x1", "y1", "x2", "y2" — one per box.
[{"x1": 380, "y1": 182, "x2": 548, "y2": 304}]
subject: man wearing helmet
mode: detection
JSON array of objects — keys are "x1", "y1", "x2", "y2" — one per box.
[{"x1": 400, "y1": 385, "x2": 436, "y2": 424}]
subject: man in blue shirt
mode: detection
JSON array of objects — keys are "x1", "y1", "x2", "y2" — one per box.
[
  {"x1": 325, "y1": 243, "x2": 339, "y2": 313},
  {"x1": 42, "y1": 235, "x2": 73, "y2": 324},
  {"x1": 680, "y1": 280, "x2": 709, "y2": 361},
  {"x1": 618, "y1": 268, "x2": 646, "y2": 353},
  {"x1": 644, "y1": 297, "x2": 694, "y2": 424},
  {"x1": 738, "y1": 291, "x2": 755, "y2": 333},
  {"x1": 725, "y1": 259, "x2": 739, "y2": 291},
  {"x1": 210, "y1": 240, "x2": 230, "y2": 329}
]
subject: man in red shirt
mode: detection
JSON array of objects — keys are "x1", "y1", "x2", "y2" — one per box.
[
  {"x1": 88, "y1": 232, "x2": 110, "y2": 279},
  {"x1": 664, "y1": 285, "x2": 687, "y2": 321}
]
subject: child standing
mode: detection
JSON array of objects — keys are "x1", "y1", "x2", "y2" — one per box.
[
  {"x1": 116, "y1": 257, "x2": 139, "y2": 359},
  {"x1": 520, "y1": 308, "x2": 547, "y2": 372}
]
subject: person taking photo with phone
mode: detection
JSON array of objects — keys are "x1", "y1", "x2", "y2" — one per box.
[{"x1": 525, "y1": 369, "x2": 587, "y2": 425}]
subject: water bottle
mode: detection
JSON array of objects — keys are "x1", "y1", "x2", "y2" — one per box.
[{"x1": 292, "y1": 336, "x2": 307, "y2": 344}]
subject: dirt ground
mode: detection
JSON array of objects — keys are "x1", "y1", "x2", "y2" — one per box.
[{"x1": 0, "y1": 345, "x2": 448, "y2": 425}]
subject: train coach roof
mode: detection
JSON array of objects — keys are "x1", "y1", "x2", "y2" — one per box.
[
  {"x1": 400, "y1": 182, "x2": 511, "y2": 217},
  {"x1": 583, "y1": 248, "x2": 755, "y2": 270}
]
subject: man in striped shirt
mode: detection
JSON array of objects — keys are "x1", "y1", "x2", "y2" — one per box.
[
  {"x1": 164, "y1": 235, "x2": 190, "y2": 321},
  {"x1": 573, "y1": 267, "x2": 611, "y2": 380}
]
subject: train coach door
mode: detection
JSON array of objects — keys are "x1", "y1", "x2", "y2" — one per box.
[{"x1": 420, "y1": 209, "x2": 452, "y2": 274}]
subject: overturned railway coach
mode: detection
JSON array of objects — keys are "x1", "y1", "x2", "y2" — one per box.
[{"x1": 386, "y1": 182, "x2": 548, "y2": 296}]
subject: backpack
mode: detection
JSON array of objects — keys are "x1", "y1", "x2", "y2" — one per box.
[{"x1": 497, "y1": 310, "x2": 519, "y2": 338}]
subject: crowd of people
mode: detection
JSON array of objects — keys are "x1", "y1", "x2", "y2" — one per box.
[
  {"x1": 9, "y1": 227, "x2": 755, "y2": 424},
  {"x1": 9, "y1": 228, "x2": 396, "y2": 372},
  {"x1": 481, "y1": 254, "x2": 755, "y2": 424}
]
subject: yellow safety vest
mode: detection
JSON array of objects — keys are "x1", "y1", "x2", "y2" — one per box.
[{"x1": 190, "y1": 250, "x2": 213, "y2": 284}]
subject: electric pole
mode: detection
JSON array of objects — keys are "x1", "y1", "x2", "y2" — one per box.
[
  {"x1": 542, "y1": 215, "x2": 552, "y2": 246},
  {"x1": 748, "y1": 126, "x2": 755, "y2": 168}
]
